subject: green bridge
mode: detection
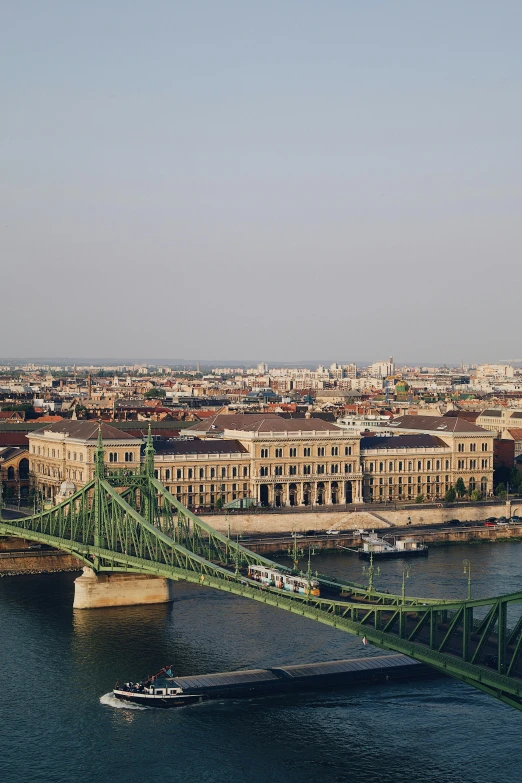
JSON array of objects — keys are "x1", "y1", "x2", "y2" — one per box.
[{"x1": 1, "y1": 430, "x2": 522, "y2": 712}]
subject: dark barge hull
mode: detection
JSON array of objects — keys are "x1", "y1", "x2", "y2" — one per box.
[
  {"x1": 113, "y1": 691, "x2": 205, "y2": 708},
  {"x1": 359, "y1": 548, "x2": 428, "y2": 560},
  {"x1": 110, "y1": 655, "x2": 442, "y2": 708}
]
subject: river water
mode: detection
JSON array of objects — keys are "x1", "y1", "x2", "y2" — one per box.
[{"x1": 1, "y1": 541, "x2": 521, "y2": 783}]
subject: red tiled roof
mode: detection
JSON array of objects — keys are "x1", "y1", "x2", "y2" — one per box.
[{"x1": 0, "y1": 433, "x2": 29, "y2": 447}]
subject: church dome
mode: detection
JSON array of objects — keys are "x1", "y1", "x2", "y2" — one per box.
[{"x1": 57, "y1": 480, "x2": 76, "y2": 497}]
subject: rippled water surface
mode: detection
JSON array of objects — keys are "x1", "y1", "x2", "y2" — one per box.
[{"x1": 1, "y1": 540, "x2": 522, "y2": 783}]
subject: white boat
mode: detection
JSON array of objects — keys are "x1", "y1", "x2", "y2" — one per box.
[{"x1": 358, "y1": 533, "x2": 428, "y2": 560}]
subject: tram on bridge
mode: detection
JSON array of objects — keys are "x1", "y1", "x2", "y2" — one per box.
[{"x1": 248, "y1": 564, "x2": 320, "y2": 596}]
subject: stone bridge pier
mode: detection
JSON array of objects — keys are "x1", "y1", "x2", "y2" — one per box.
[{"x1": 73, "y1": 567, "x2": 175, "y2": 609}]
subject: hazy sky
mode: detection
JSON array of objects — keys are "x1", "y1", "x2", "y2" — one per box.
[{"x1": 2, "y1": 1, "x2": 521, "y2": 364}]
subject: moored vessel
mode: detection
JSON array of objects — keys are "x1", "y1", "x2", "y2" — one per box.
[{"x1": 358, "y1": 533, "x2": 428, "y2": 560}]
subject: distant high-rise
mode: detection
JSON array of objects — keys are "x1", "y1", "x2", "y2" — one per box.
[{"x1": 369, "y1": 357, "x2": 395, "y2": 378}]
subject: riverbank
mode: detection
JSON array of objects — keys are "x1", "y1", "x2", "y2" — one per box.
[
  {"x1": 243, "y1": 524, "x2": 522, "y2": 557},
  {"x1": 201, "y1": 501, "x2": 518, "y2": 535},
  {"x1": 0, "y1": 540, "x2": 82, "y2": 575}
]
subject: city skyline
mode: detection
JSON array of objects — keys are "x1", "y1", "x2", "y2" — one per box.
[{"x1": 1, "y1": 356, "x2": 521, "y2": 368}]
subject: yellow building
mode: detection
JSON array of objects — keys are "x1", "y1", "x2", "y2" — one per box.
[
  {"x1": 184, "y1": 414, "x2": 362, "y2": 506},
  {"x1": 28, "y1": 421, "x2": 142, "y2": 502},
  {"x1": 26, "y1": 413, "x2": 495, "y2": 509},
  {"x1": 359, "y1": 415, "x2": 495, "y2": 502},
  {"x1": 0, "y1": 447, "x2": 30, "y2": 504}
]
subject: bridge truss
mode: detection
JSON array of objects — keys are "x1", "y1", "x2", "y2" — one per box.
[{"x1": 1, "y1": 429, "x2": 521, "y2": 711}]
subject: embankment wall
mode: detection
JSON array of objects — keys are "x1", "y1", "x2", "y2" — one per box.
[{"x1": 201, "y1": 503, "x2": 516, "y2": 536}]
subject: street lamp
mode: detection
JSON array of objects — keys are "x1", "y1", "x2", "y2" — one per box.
[
  {"x1": 401, "y1": 564, "x2": 412, "y2": 604},
  {"x1": 463, "y1": 559, "x2": 472, "y2": 600},
  {"x1": 362, "y1": 553, "x2": 380, "y2": 594},
  {"x1": 287, "y1": 531, "x2": 305, "y2": 572},
  {"x1": 233, "y1": 534, "x2": 241, "y2": 579},
  {"x1": 305, "y1": 545, "x2": 317, "y2": 602}
]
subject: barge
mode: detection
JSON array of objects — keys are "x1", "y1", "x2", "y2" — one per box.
[{"x1": 111, "y1": 654, "x2": 439, "y2": 707}]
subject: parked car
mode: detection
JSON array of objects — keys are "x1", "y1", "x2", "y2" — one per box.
[
  {"x1": 497, "y1": 520, "x2": 509, "y2": 527},
  {"x1": 28, "y1": 544, "x2": 42, "y2": 550},
  {"x1": 305, "y1": 529, "x2": 318, "y2": 536},
  {"x1": 485, "y1": 517, "x2": 497, "y2": 523},
  {"x1": 447, "y1": 519, "x2": 461, "y2": 525},
  {"x1": 509, "y1": 516, "x2": 521, "y2": 524},
  {"x1": 497, "y1": 516, "x2": 508, "y2": 524},
  {"x1": 484, "y1": 521, "x2": 496, "y2": 527},
  {"x1": 326, "y1": 528, "x2": 340, "y2": 536}
]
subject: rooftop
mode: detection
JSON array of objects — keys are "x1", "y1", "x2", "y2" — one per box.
[
  {"x1": 0, "y1": 433, "x2": 29, "y2": 448},
  {"x1": 360, "y1": 434, "x2": 448, "y2": 451},
  {"x1": 29, "y1": 420, "x2": 141, "y2": 441},
  {"x1": 387, "y1": 415, "x2": 488, "y2": 434},
  {"x1": 153, "y1": 439, "x2": 248, "y2": 456}
]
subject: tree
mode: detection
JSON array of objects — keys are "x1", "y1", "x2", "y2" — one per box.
[
  {"x1": 144, "y1": 388, "x2": 166, "y2": 399},
  {"x1": 509, "y1": 467, "x2": 522, "y2": 493},
  {"x1": 470, "y1": 489, "x2": 482, "y2": 502},
  {"x1": 415, "y1": 494, "x2": 424, "y2": 504},
  {"x1": 495, "y1": 482, "x2": 506, "y2": 498},
  {"x1": 215, "y1": 497, "x2": 224, "y2": 510},
  {"x1": 455, "y1": 478, "x2": 467, "y2": 498},
  {"x1": 444, "y1": 486, "x2": 457, "y2": 502}
]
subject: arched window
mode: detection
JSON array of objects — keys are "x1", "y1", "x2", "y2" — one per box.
[
  {"x1": 469, "y1": 477, "x2": 476, "y2": 492},
  {"x1": 19, "y1": 459, "x2": 29, "y2": 480},
  {"x1": 7, "y1": 466, "x2": 15, "y2": 481}
]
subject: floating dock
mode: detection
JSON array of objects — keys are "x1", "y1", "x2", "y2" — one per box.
[{"x1": 168, "y1": 654, "x2": 439, "y2": 699}]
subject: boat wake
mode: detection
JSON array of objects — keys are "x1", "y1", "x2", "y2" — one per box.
[{"x1": 100, "y1": 692, "x2": 148, "y2": 710}]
